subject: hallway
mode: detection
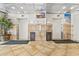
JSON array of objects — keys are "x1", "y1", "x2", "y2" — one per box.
[{"x1": 0, "y1": 3, "x2": 79, "y2": 56}]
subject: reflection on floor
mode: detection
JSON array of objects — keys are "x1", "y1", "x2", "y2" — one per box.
[{"x1": 0, "y1": 40, "x2": 79, "y2": 56}]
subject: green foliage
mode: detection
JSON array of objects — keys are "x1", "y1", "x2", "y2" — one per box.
[{"x1": 0, "y1": 17, "x2": 13, "y2": 30}]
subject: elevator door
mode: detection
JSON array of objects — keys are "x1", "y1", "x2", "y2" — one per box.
[
  {"x1": 28, "y1": 24, "x2": 52, "y2": 41},
  {"x1": 46, "y1": 24, "x2": 52, "y2": 41},
  {"x1": 46, "y1": 32, "x2": 52, "y2": 41},
  {"x1": 28, "y1": 24, "x2": 36, "y2": 41},
  {"x1": 30, "y1": 32, "x2": 35, "y2": 41}
]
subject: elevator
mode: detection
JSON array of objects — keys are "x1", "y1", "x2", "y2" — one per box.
[
  {"x1": 28, "y1": 24, "x2": 52, "y2": 41},
  {"x1": 28, "y1": 24, "x2": 36, "y2": 41},
  {"x1": 46, "y1": 24, "x2": 52, "y2": 41}
]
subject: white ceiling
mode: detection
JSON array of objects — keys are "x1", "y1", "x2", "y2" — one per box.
[
  {"x1": 46, "y1": 3, "x2": 79, "y2": 14},
  {"x1": 1, "y1": 3, "x2": 46, "y2": 14},
  {"x1": 0, "y1": 3, "x2": 79, "y2": 14}
]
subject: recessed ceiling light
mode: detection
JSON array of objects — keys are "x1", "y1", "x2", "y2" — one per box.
[
  {"x1": 63, "y1": 6, "x2": 66, "y2": 9},
  {"x1": 20, "y1": 7, "x2": 24, "y2": 9},
  {"x1": 71, "y1": 7, "x2": 74, "y2": 9},
  {"x1": 11, "y1": 6, "x2": 15, "y2": 9}
]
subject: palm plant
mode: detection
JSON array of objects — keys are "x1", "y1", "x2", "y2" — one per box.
[
  {"x1": 0, "y1": 17, "x2": 13, "y2": 30},
  {"x1": 0, "y1": 17, "x2": 13, "y2": 40}
]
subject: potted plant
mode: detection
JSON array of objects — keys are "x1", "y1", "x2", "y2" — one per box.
[{"x1": 0, "y1": 17, "x2": 13, "y2": 40}]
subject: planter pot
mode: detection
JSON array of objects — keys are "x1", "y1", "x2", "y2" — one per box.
[{"x1": 4, "y1": 34, "x2": 11, "y2": 41}]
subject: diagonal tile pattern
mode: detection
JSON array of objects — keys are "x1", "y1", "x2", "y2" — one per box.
[{"x1": 0, "y1": 41, "x2": 79, "y2": 56}]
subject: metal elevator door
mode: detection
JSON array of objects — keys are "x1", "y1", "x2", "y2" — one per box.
[
  {"x1": 46, "y1": 32, "x2": 52, "y2": 41},
  {"x1": 30, "y1": 32, "x2": 35, "y2": 41}
]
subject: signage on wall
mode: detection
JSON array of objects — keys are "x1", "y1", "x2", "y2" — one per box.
[
  {"x1": 36, "y1": 11, "x2": 45, "y2": 18},
  {"x1": 64, "y1": 12, "x2": 71, "y2": 23}
]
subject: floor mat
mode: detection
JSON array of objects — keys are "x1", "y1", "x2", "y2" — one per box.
[
  {"x1": 52, "y1": 40, "x2": 79, "y2": 44},
  {"x1": 1, "y1": 40, "x2": 29, "y2": 45}
]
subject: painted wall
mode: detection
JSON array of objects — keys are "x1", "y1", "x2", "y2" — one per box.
[
  {"x1": 8, "y1": 13, "x2": 76, "y2": 41},
  {"x1": 71, "y1": 11, "x2": 79, "y2": 42},
  {"x1": 8, "y1": 14, "x2": 30, "y2": 40},
  {"x1": 46, "y1": 14, "x2": 64, "y2": 40},
  {"x1": 18, "y1": 19, "x2": 28, "y2": 40},
  {"x1": 7, "y1": 13, "x2": 46, "y2": 40},
  {"x1": 7, "y1": 11, "x2": 79, "y2": 41}
]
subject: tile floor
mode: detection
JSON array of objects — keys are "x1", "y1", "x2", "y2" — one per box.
[{"x1": 0, "y1": 41, "x2": 79, "y2": 56}]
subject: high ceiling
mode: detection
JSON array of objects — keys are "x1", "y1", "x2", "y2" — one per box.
[
  {"x1": 0, "y1": 3, "x2": 46, "y2": 14},
  {"x1": 0, "y1": 3, "x2": 79, "y2": 14},
  {"x1": 46, "y1": 3, "x2": 79, "y2": 14}
]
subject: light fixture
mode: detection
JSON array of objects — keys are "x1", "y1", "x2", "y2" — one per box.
[
  {"x1": 71, "y1": 7, "x2": 74, "y2": 9},
  {"x1": 20, "y1": 7, "x2": 24, "y2": 9},
  {"x1": 63, "y1": 6, "x2": 66, "y2": 9},
  {"x1": 11, "y1": 6, "x2": 15, "y2": 9}
]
